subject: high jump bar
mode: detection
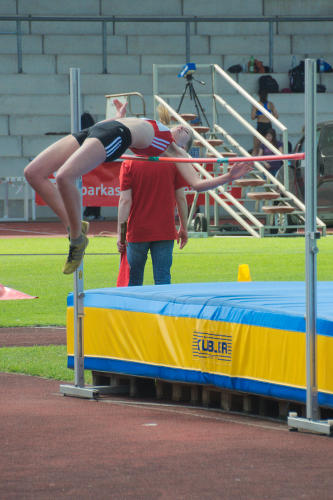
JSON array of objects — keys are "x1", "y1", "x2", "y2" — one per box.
[{"x1": 121, "y1": 152, "x2": 305, "y2": 164}]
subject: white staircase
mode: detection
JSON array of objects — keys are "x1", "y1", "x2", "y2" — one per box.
[{"x1": 153, "y1": 63, "x2": 326, "y2": 237}]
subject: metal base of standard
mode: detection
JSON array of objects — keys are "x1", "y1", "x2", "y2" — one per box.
[
  {"x1": 288, "y1": 412, "x2": 333, "y2": 436},
  {"x1": 59, "y1": 384, "x2": 129, "y2": 399}
]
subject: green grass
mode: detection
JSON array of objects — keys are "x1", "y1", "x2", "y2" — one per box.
[
  {"x1": 1, "y1": 234, "x2": 333, "y2": 382},
  {"x1": 1, "y1": 235, "x2": 333, "y2": 327},
  {"x1": 0, "y1": 345, "x2": 92, "y2": 383},
  {"x1": 0, "y1": 236, "x2": 119, "y2": 326}
]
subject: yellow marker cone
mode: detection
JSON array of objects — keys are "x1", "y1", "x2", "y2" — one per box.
[{"x1": 238, "y1": 264, "x2": 251, "y2": 282}]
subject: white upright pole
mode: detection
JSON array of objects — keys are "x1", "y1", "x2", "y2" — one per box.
[
  {"x1": 70, "y1": 68, "x2": 85, "y2": 388},
  {"x1": 304, "y1": 59, "x2": 319, "y2": 420},
  {"x1": 60, "y1": 68, "x2": 97, "y2": 398},
  {"x1": 288, "y1": 60, "x2": 332, "y2": 435},
  {"x1": 60, "y1": 69, "x2": 115, "y2": 399}
]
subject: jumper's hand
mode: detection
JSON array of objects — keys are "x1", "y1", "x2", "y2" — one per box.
[
  {"x1": 113, "y1": 99, "x2": 128, "y2": 118},
  {"x1": 229, "y1": 161, "x2": 253, "y2": 181}
]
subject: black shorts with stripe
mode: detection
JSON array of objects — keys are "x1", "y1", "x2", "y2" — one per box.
[
  {"x1": 72, "y1": 120, "x2": 132, "y2": 162},
  {"x1": 257, "y1": 121, "x2": 272, "y2": 136}
]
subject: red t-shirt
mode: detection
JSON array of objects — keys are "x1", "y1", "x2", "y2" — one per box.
[{"x1": 119, "y1": 159, "x2": 187, "y2": 242}]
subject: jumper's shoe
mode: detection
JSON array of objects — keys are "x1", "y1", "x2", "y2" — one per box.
[
  {"x1": 63, "y1": 234, "x2": 89, "y2": 274},
  {"x1": 67, "y1": 221, "x2": 89, "y2": 240},
  {"x1": 81, "y1": 220, "x2": 89, "y2": 235}
]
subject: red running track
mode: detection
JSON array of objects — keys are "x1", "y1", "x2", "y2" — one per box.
[
  {"x1": 1, "y1": 244, "x2": 333, "y2": 498},
  {"x1": 1, "y1": 371, "x2": 333, "y2": 500},
  {"x1": 0, "y1": 220, "x2": 117, "y2": 238}
]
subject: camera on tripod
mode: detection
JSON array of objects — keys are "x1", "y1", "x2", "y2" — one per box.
[
  {"x1": 178, "y1": 62, "x2": 197, "y2": 78},
  {"x1": 176, "y1": 63, "x2": 210, "y2": 127}
]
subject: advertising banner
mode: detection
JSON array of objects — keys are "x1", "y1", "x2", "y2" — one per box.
[
  {"x1": 35, "y1": 162, "x2": 121, "y2": 207},
  {"x1": 35, "y1": 161, "x2": 242, "y2": 207}
]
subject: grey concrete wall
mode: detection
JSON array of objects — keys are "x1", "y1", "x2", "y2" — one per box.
[
  {"x1": 0, "y1": 0, "x2": 333, "y2": 219},
  {"x1": 3, "y1": 0, "x2": 330, "y2": 17}
]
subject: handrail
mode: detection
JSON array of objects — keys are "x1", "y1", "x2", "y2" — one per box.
[
  {"x1": 0, "y1": 176, "x2": 32, "y2": 222},
  {"x1": 212, "y1": 64, "x2": 290, "y2": 189},
  {"x1": 213, "y1": 92, "x2": 291, "y2": 187},
  {"x1": 213, "y1": 123, "x2": 326, "y2": 230},
  {"x1": 213, "y1": 65, "x2": 287, "y2": 133},
  {"x1": 154, "y1": 93, "x2": 226, "y2": 158},
  {"x1": 154, "y1": 62, "x2": 290, "y2": 180},
  {"x1": 153, "y1": 95, "x2": 264, "y2": 237},
  {"x1": 190, "y1": 171, "x2": 262, "y2": 238},
  {"x1": 153, "y1": 63, "x2": 326, "y2": 235},
  {"x1": 214, "y1": 94, "x2": 283, "y2": 156},
  {"x1": 2, "y1": 15, "x2": 333, "y2": 21},
  {"x1": 154, "y1": 65, "x2": 298, "y2": 235}
]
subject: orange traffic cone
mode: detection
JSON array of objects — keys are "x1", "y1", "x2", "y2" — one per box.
[{"x1": 0, "y1": 283, "x2": 37, "y2": 301}]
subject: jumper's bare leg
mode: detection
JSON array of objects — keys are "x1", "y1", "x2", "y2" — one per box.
[
  {"x1": 24, "y1": 135, "x2": 80, "y2": 228},
  {"x1": 56, "y1": 138, "x2": 106, "y2": 239}
]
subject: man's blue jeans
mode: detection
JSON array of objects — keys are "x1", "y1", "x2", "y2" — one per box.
[{"x1": 126, "y1": 240, "x2": 174, "y2": 286}]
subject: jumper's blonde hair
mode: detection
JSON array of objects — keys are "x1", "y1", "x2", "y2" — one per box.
[
  {"x1": 157, "y1": 104, "x2": 171, "y2": 126},
  {"x1": 157, "y1": 104, "x2": 194, "y2": 152}
]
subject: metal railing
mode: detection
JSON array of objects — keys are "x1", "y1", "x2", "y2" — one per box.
[
  {"x1": 213, "y1": 122, "x2": 326, "y2": 234},
  {"x1": 210, "y1": 63, "x2": 325, "y2": 232},
  {"x1": 153, "y1": 63, "x2": 327, "y2": 236},
  {"x1": 153, "y1": 94, "x2": 264, "y2": 238},
  {"x1": 0, "y1": 177, "x2": 35, "y2": 221},
  {"x1": 154, "y1": 62, "x2": 288, "y2": 173},
  {"x1": 1, "y1": 15, "x2": 333, "y2": 74},
  {"x1": 211, "y1": 64, "x2": 290, "y2": 189}
]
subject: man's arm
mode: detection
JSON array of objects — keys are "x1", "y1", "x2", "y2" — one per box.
[
  {"x1": 175, "y1": 187, "x2": 188, "y2": 250},
  {"x1": 117, "y1": 189, "x2": 132, "y2": 253}
]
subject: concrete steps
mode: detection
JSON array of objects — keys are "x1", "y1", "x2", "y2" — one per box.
[
  {"x1": 1, "y1": 76, "x2": 332, "y2": 160},
  {"x1": 1, "y1": 0, "x2": 333, "y2": 221}
]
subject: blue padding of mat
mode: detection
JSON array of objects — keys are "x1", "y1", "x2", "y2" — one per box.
[
  {"x1": 67, "y1": 282, "x2": 333, "y2": 335},
  {"x1": 67, "y1": 355, "x2": 333, "y2": 407}
]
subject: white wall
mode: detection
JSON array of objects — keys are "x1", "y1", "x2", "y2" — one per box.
[{"x1": 0, "y1": 0, "x2": 332, "y2": 218}]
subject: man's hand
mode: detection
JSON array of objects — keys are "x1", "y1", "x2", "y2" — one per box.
[
  {"x1": 117, "y1": 221, "x2": 128, "y2": 254},
  {"x1": 229, "y1": 161, "x2": 253, "y2": 181},
  {"x1": 113, "y1": 99, "x2": 128, "y2": 119},
  {"x1": 177, "y1": 227, "x2": 188, "y2": 250},
  {"x1": 117, "y1": 238, "x2": 127, "y2": 254}
]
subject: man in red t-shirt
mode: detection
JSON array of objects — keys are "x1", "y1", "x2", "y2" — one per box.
[{"x1": 117, "y1": 158, "x2": 188, "y2": 285}]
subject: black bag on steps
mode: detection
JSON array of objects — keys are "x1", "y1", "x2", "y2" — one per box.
[{"x1": 289, "y1": 62, "x2": 305, "y2": 92}]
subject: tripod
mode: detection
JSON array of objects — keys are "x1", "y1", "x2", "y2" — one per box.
[{"x1": 177, "y1": 73, "x2": 210, "y2": 128}]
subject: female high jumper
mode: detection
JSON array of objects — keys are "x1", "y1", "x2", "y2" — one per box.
[{"x1": 24, "y1": 100, "x2": 252, "y2": 274}]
